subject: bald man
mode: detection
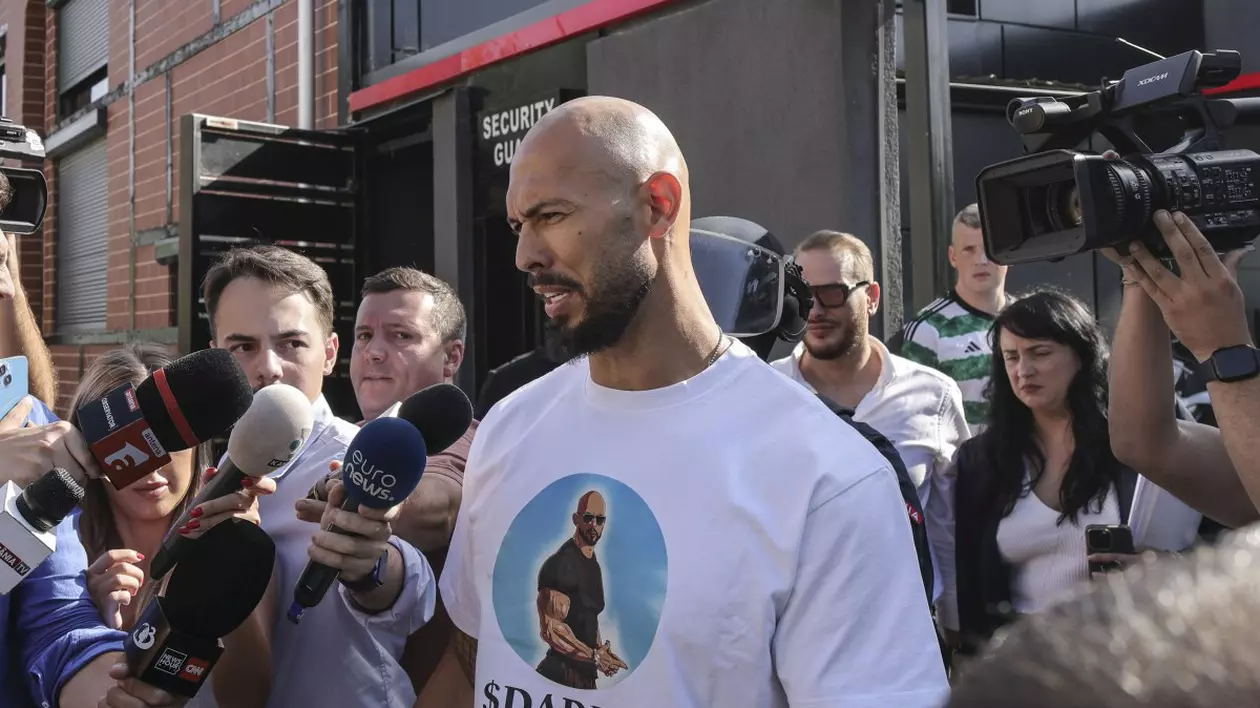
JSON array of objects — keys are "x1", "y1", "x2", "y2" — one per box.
[{"x1": 425, "y1": 97, "x2": 948, "y2": 708}]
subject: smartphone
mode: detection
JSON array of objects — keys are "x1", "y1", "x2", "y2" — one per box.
[{"x1": 1086, "y1": 524, "x2": 1136, "y2": 575}]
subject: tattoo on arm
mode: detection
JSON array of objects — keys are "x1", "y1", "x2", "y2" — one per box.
[{"x1": 453, "y1": 629, "x2": 478, "y2": 685}]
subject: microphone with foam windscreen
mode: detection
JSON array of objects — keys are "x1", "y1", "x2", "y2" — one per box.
[
  {"x1": 148, "y1": 383, "x2": 313, "y2": 581},
  {"x1": 287, "y1": 382, "x2": 473, "y2": 623},
  {"x1": 0, "y1": 468, "x2": 85, "y2": 594},
  {"x1": 76, "y1": 349, "x2": 253, "y2": 491},
  {"x1": 124, "y1": 518, "x2": 275, "y2": 698}
]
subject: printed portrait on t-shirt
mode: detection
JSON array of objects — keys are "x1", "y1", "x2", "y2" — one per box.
[{"x1": 492, "y1": 473, "x2": 667, "y2": 690}]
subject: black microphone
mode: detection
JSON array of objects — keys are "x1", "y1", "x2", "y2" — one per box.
[
  {"x1": 124, "y1": 518, "x2": 275, "y2": 698},
  {"x1": 0, "y1": 468, "x2": 85, "y2": 594},
  {"x1": 75, "y1": 349, "x2": 253, "y2": 490},
  {"x1": 287, "y1": 383, "x2": 473, "y2": 623},
  {"x1": 149, "y1": 383, "x2": 313, "y2": 581}
]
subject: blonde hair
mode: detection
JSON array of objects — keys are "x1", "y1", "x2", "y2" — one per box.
[{"x1": 796, "y1": 230, "x2": 876, "y2": 282}]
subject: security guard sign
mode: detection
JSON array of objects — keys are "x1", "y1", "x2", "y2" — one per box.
[{"x1": 477, "y1": 90, "x2": 583, "y2": 175}]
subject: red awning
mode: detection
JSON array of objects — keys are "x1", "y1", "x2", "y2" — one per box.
[{"x1": 347, "y1": 0, "x2": 680, "y2": 114}]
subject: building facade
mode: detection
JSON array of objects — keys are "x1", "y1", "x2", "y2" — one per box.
[{"x1": 11, "y1": 0, "x2": 1260, "y2": 417}]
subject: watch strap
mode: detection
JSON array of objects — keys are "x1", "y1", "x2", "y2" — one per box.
[{"x1": 340, "y1": 548, "x2": 388, "y2": 593}]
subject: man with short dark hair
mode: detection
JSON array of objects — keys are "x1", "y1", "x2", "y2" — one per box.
[
  {"x1": 897, "y1": 204, "x2": 1009, "y2": 432},
  {"x1": 199, "y1": 246, "x2": 436, "y2": 708},
  {"x1": 343, "y1": 265, "x2": 477, "y2": 693}
]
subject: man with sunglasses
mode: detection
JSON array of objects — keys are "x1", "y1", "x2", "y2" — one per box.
[{"x1": 770, "y1": 230, "x2": 969, "y2": 628}]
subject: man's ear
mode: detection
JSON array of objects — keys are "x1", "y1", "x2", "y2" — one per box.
[
  {"x1": 443, "y1": 340, "x2": 465, "y2": 381},
  {"x1": 643, "y1": 171, "x2": 683, "y2": 240},
  {"x1": 323, "y1": 332, "x2": 339, "y2": 376},
  {"x1": 867, "y1": 282, "x2": 882, "y2": 316},
  {"x1": 947, "y1": 244, "x2": 957, "y2": 269}
]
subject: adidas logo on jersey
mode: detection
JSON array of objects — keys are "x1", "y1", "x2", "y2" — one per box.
[{"x1": 964, "y1": 341, "x2": 984, "y2": 354}]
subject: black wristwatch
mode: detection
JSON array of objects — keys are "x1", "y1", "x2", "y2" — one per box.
[
  {"x1": 1200, "y1": 344, "x2": 1260, "y2": 384},
  {"x1": 340, "y1": 549, "x2": 388, "y2": 593}
]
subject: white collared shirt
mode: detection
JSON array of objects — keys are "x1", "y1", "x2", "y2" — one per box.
[
  {"x1": 770, "y1": 338, "x2": 970, "y2": 614},
  {"x1": 191, "y1": 394, "x2": 436, "y2": 708}
]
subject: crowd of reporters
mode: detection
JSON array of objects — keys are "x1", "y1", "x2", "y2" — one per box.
[{"x1": 1, "y1": 168, "x2": 1259, "y2": 706}]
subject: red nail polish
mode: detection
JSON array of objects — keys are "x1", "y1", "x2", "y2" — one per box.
[
  {"x1": 190, "y1": 507, "x2": 203, "y2": 518},
  {"x1": 177, "y1": 526, "x2": 189, "y2": 535},
  {"x1": 185, "y1": 520, "x2": 200, "y2": 530},
  {"x1": 136, "y1": 553, "x2": 145, "y2": 561},
  {"x1": 242, "y1": 477, "x2": 255, "y2": 488}
]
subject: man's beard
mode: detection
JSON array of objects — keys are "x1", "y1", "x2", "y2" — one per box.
[
  {"x1": 804, "y1": 318, "x2": 865, "y2": 361},
  {"x1": 542, "y1": 255, "x2": 654, "y2": 363}
]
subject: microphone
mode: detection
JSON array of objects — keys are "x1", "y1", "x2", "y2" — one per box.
[
  {"x1": 286, "y1": 420, "x2": 428, "y2": 623},
  {"x1": 76, "y1": 349, "x2": 253, "y2": 490},
  {"x1": 124, "y1": 518, "x2": 275, "y2": 698},
  {"x1": 303, "y1": 383, "x2": 474, "y2": 502},
  {"x1": 0, "y1": 468, "x2": 86, "y2": 594},
  {"x1": 149, "y1": 383, "x2": 313, "y2": 581}
]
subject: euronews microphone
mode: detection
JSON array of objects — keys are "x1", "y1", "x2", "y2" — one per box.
[
  {"x1": 149, "y1": 383, "x2": 313, "y2": 581},
  {"x1": 287, "y1": 382, "x2": 474, "y2": 623},
  {"x1": 76, "y1": 349, "x2": 253, "y2": 490},
  {"x1": 124, "y1": 517, "x2": 274, "y2": 698},
  {"x1": 0, "y1": 468, "x2": 85, "y2": 594}
]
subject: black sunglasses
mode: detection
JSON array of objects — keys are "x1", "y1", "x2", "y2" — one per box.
[
  {"x1": 809, "y1": 281, "x2": 870, "y2": 309},
  {"x1": 582, "y1": 513, "x2": 607, "y2": 525}
]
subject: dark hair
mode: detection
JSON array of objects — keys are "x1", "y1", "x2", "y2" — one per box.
[
  {"x1": 948, "y1": 524, "x2": 1260, "y2": 707},
  {"x1": 0, "y1": 171, "x2": 13, "y2": 213},
  {"x1": 202, "y1": 245, "x2": 335, "y2": 337},
  {"x1": 69, "y1": 343, "x2": 211, "y2": 567},
  {"x1": 981, "y1": 289, "x2": 1118, "y2": 524},
  {"x1": 361, "y1": 267, "x2": 466, "y2": 342}
]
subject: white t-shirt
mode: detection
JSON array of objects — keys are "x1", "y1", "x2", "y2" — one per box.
[{"x1": 440, "y1": 341, "x2": 949, "y2": 708}]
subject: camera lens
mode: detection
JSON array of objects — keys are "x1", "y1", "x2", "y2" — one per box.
[
  {"x1": 1090, "y1": 528, "x2": 1113, "y2": 551},
  {"x1": 1046, "y1": 183, "x2": 1083, "y2": 230},
  {"x1": 5, "y1": 374, "x2": 13, "y2": 387}
]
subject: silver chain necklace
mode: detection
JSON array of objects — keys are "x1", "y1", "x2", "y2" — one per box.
[{"x1": 705, "y1": 331, "x2": 731, "y2": 368}]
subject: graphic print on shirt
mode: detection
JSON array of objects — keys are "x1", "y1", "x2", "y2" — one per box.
[{"x1": 491, "y1": 473, "x2": 667, "y2": 696}]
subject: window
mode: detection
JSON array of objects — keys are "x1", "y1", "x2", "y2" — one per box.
[
  {"x1": 57, "y1": 0, "x2": 109, "y2": 118},
  {"x1": 359, "y1": 1, "x2": 422, "y2": 75},
  {"x1": 56, "y1": 139, "x2": 109, "y2": 332}
]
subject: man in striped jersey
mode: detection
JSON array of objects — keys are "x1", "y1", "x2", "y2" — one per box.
[{"x1": 897, "y1": 204, "x2": 1009, "y2": 431}]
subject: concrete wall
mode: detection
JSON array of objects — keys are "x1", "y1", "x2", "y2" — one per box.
[{"x1": 35, "y1": 0, "x2": 340, "y2": 412}]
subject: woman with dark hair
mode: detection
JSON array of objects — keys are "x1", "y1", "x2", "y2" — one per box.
[
  {"x1": 943, "y1": 290, "x2": 1142, "y2": 656},
  {"x1": 69, "y1": 342, "x2": 275, "y2": 706}
]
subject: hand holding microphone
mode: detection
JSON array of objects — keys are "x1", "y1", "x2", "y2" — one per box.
[
  {"x1": 87, "y1": 548, "x2": 147, "y2": 629},
  {"x1": 308, "y1": 462, "x2": 399, "y2": 582},
  {"x1": 149, "y1": 383, "x2": 313, "y2": 580}
]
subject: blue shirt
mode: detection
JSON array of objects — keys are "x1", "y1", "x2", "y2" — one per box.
[{"x1": 0, "y1": 399, "x2": 127, "y2": 707}]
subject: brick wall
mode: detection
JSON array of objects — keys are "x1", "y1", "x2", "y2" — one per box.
[{"x1": 33, "y1": 0, "x2": 340, "y2": 413}]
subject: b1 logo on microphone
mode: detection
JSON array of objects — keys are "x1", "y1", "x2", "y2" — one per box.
[{"x1": 132, "y1": 623, "x2": 157, "y2": 650}]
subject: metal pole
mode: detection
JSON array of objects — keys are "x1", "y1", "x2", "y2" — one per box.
[
  {"x1": 298, "y1": 0, "x2": 314, "y2": 129},
  {"x1": 902, "y1": 0, "x2": 955, "y2": 314}
]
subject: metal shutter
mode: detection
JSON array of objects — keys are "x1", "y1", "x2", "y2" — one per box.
[
  {"x1": 57, "y1": 138, "x2": 108, "y2": 330},
  {"x1": 58, "y1": 0, "x2": 109, "y2": 91}
]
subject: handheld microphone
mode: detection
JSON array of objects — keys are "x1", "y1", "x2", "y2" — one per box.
[
  {"x1": 124, "y1": 518, "x2": 275, "y2": 698},
  {"x1": 149, "y1": 383, "x2": 313, "y2": 581},
  {"x1": 303, "y1": 382, "x2": 475, "y2": 502},
  {"x1": 0, "y1": 468, "x2": 86, "y2": 594},
  {"x1": 76, "y1": 349, "x2": 253, "y2": 490},
  {"x1": 286, "y1": 421, "x2": 428, "y2": 623}
]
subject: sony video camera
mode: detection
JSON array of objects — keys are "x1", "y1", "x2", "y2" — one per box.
[
  {"x1": 0, "y1": 116, "x2": 47, "y2": 235},
  {"x1": 975, "y1": 49, "x2": 1260, "y2": 265}
]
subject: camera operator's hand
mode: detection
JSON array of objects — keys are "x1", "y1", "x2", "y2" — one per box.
[{"x1": 1119, "y1": 210, "x2": 1252, "y2": 362}]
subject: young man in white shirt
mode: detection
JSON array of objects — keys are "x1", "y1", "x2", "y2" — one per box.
[
  {"x1": 196, "y1": 246, "x2": 436, "y2": 708},
  {"x1": 898, "y1": 204, "x2": 1009, "y2": 432},
  {"x1": 420, "y1": 96, "x2": 948, "y2": 708},
  {"x1": 769, "y1": 230, "x2": 970, "y2": 622}
]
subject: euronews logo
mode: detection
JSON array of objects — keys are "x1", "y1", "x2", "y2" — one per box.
[{"x1": 344, "y1": 448, "x2": 398, "y2": 503}]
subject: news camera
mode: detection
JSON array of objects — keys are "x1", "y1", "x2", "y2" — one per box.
[
  {"x1": 0, "y1": 116, "x2": 47, "y2": 235},
  {"x1": 975, "y1": 49, "x2": 1260, "y2": 265}
]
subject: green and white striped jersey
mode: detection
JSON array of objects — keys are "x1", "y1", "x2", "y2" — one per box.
[{"x1": 898, "y1": 291, "x2": 997, "y2": 429}]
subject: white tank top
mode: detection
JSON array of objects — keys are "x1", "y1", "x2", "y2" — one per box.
[{"x1": 996, "y1": 481, "x2": 1120, "y2": 615}]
